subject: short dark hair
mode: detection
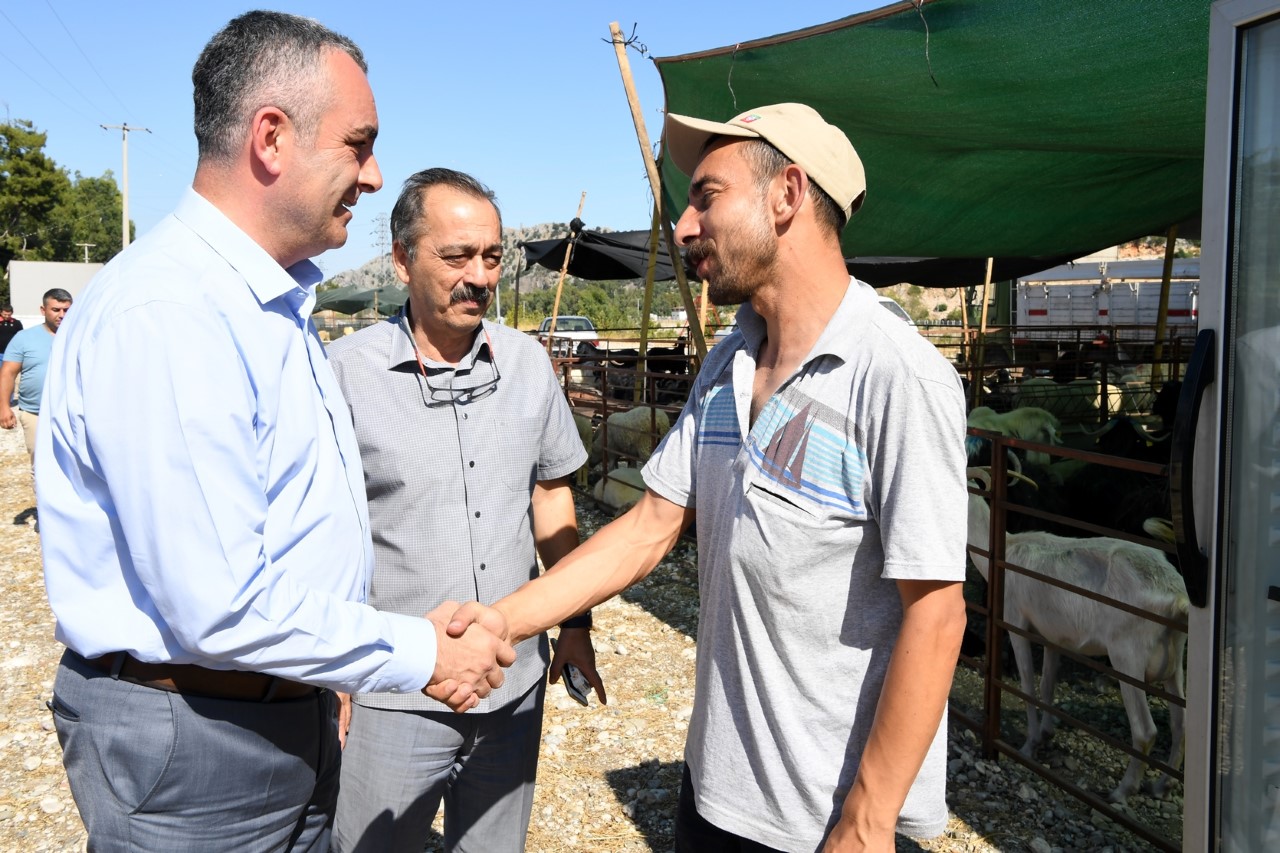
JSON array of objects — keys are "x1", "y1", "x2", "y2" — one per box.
[
  {"x1": 43, "y1": 289, "x2": 73, "y2": 305},
  {"x1": 739, "y1": 139, "x2": 846, "y2": 236},
  {"x1": 0, "y1": 304, "x2": 12, "y2": 312},
  {"x1": 192, "y1": 11, "x2": 366, "y2": 163},
  {"x1": 391, "y1": 168, "x2": 502, "y2": 261}
]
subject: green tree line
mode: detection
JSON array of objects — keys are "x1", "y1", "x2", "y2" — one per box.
[
  {"x1": 499, "y1": 276, "x2": 690, "y2": 333},
  {"x1": 0, "y1": 119, "x2": 128, "y2": 301}
]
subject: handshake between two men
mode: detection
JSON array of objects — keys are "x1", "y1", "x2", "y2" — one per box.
[
  {"x1": 419, "y1": 595, "x2": 606, "y2": 713},
  {"x1": 421, "y1": 600, "x2": 515, "y2": 712}
]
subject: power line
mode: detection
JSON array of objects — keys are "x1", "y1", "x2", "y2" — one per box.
[
  {"x1": 2, "y1": 6, "x2": 194, "y2": 196},
  {"x1": 0, "y1": 48, "x2": 96, "y2": 123},
  {"x1": 42, "y1": 0, "x2": 134, "y2": 119},
  {"x1": 0, "y1": 8, "x2": 106, "y2": 120}
]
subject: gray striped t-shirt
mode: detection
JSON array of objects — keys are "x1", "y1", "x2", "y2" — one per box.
[{"x1": 644, "y1": 279, "x2": 968, "y2": 850}]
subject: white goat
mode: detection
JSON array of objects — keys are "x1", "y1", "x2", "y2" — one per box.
[
  {"x1": 967, "y1": 469, "x2": 1187, "y2": 803},
  {"x1": 967, "y1": 405, "x2": 1061, "y2": 466},
  {"x1": 1015, "y1": 376, "x2": 1120, "y2": 426}
]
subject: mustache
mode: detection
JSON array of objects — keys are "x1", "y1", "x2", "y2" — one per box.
[
  {"x1": 449, "y1": 284, "x2": 492, "y2": 305},
  {"x1": 686, "y1": 239, "x2": 715, "y2": 267}
]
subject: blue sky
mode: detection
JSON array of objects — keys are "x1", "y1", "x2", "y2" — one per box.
[{"x1": 1, "y1": 1, "x2": 880, "y2": 277}]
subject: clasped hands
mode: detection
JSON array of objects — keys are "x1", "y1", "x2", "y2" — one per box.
[{"x1": 422, "y1": 600, "x2": 514, "y2": 711}]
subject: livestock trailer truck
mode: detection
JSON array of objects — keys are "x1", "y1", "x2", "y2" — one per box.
[{"x1": 1015, "y1": 258, "x2": 1200, "y2": 348}]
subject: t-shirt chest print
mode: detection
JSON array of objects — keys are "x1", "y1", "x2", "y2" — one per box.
[{"x1": 697, "y1": 378, "x2": 868, "y2": 517}]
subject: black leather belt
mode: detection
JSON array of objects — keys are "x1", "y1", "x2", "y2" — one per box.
[{"x1": 82, "y1": 652, "x2": 318, "y2": 703}]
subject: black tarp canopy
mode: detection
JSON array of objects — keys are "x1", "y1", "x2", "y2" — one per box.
[
  {"x1": 520, "y1": 228, "x2": 1074, "y2": 287},
  {"x1": 518, "y1": 229, "x2": 678, "y2": 281},
  {"x1": 846, "y1": 255, "x2": 1075, "y2": 287}
]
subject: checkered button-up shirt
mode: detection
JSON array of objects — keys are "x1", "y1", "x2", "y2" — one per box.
[{"x1": 328, "y1": 315, "x2": 587, "y2": 712}]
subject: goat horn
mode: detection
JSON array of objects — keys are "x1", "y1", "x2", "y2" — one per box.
[
  {"x1": 966, "y1": 467, "x2": 992, "y2": 490},
  {"x1": 1082, "y1": 418, "x2": 1121, "y2": 437},
  {"x1": 1007, "y1": 469, "x2": 1040, "y2": 490}
]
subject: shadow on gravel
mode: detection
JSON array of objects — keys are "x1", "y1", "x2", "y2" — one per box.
[
  {"x1": 604, "y1": 759, "x2": 682, "y2": 851},
  {"x1": 586, "y1": 510, "x2": 699, "y2": 641},
  {"x1": 576, "y1": 491, "x2": 700, "y2": 642},
  {"x1": 618, "y1": 548, "x2": 699, "y2": 642},
  {"x1": 600, "y1": 758, "x2": 934, "y2": 852}
]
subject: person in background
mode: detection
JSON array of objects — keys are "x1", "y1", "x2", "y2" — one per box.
[
  {"x1": 449, "y1": 103, "x2": 969, "y2": 853},
  {"x1": 1, "y1": 289, "x2": 72, "y2": 471},
  {"x1": 36, "y1": 12, "x2": 512, "y2": 851},
  {"x1": 0, "y1": 304, "x2": 24, "y2": 354},
  {"x1": 328, "y1": 167, "x2": 601, "y2": 853}
]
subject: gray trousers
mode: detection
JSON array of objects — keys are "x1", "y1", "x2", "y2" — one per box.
[
  {"x1": 50, "y1": 650, "x2": 340, "y2": 852},
  {"x1": 332, "y1": 680, "x2": 545, "y2": 853}
]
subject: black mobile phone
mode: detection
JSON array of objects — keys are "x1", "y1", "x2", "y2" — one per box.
[
  {"x1": 562, "y1": 662, "x2": 591, "y2": 706},
  {"x1": 550, "y1": 638, "x2": 591, "y2": 706}
]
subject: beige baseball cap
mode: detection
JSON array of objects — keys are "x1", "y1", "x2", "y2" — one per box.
[{"x1": 664, "y1": 102, "x2": 866, "y2": 220}]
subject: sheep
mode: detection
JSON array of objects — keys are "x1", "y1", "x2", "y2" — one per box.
[
  {"x1": 571, "y1": 412, "x2": 595, "y2": 489},
  {"x1": 589, "y1": 406, "x2": 670, "y2": 469},
  {"x1": 592, "y1": 466, "x2": 646, "y2": 513},
  {"x1": 966, "y1": 468, "x2": 1187, "y2": 803},
  {"x1": 967, "y1": 405, "x2": 1062, "y2": 467}
]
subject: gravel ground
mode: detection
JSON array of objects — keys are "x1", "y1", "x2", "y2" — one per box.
[{"x1": 0, "y1": 423, "x2": 1178, "y2": 852}]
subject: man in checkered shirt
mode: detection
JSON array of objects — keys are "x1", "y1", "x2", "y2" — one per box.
[{"x1": 327, "y1": 167, "x2": 602, "y2": 853}]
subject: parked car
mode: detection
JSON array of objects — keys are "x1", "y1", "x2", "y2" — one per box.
[
  {"x1": 877, "y1": 295, "x2": 917, "y2": 326},
  {"x1": 535, "y1": 315, "x2": 599, "y2": 357}
]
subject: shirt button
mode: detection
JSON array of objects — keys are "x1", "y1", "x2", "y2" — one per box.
[
  {"x1": 389, "y1": 687, "x2": 399, "y2": 693},
  {"x1": 480, "y1": 563, "x2": 486, "y2": 571},
  {"x1": 462, "y1": 413, "x2": 469, "y2": 420},
  {"x1": 474, "y1": 511, "x2": 481, "y2": 518},
  {"x1": 469, "y1": 461, "x2": 475, "y2": 468}
]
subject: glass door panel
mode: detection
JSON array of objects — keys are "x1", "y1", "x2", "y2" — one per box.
[{"x1": 1220, "y1": 12, "x2": 1280, "y2": 851}]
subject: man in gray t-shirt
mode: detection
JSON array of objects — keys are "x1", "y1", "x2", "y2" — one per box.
[{"x1": 449, "y1": 103, "x2": 968, "y2": 853}]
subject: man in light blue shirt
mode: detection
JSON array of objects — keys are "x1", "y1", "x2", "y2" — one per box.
[
  {"x1": 36, "y1": 11, "x2": 513, "y2": 851},
  {"x1": 0, "y1": 287, "x2": 72, "y2": 470}
]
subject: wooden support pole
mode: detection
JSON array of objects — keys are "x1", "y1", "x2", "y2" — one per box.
[
  {"x1": 698, "y1": 278, "x2": 710, "y2": 336},
  {"x1": 659, "y1": 195, "x2": 706, "y2": 369},
  {"x1": 609, "y1": 20, "x2": 707, "y2": 367},
  {"x1": 1151, "y1": 224, "x2": 1178, "y2": 389},
  {"x1": 973, "y1": 257, "x2": 994, "y2": 408},
  {"x1": 547, "y1": 192, "x2": 587, "y2": 357},
  {"x1": 634, "y1": 204, "x2": 661, "y2": 403},
  {"x1": 512, "y1": 263, "x2": 523, "y2": 330}
]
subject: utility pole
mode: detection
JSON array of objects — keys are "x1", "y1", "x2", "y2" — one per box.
[
  {"x1": 371, "y1": 213, "x2": 390, "y2": 285},
  {"x1": 75, "y1": 243, "x2": 96, "y2": 263},
  {"x1": 100, "y1": 123, "x2": 151, "y2": 250}
]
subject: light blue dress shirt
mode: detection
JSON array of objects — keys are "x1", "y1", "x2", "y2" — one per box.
[{"x1": 36, "y1": 188, "x2": 436, "y2": 694}]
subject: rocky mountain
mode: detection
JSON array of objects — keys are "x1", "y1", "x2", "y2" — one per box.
[{"x1": 324, "y1": 222, "x2": 590, "y2": 293}]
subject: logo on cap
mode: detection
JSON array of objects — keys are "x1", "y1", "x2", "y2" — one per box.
[{"x1": 738, "y1": 114, "x2": 761, "y2": 123}]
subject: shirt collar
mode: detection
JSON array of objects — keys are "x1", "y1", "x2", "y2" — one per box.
[
  {"x1": 172, "y1": 188, "x2": 323, "y2": 313},
  {"x1": 390, "y1": 308, "x2": 494, "y2": 373},
  {"x1": 732, "y1": 277, "x2": 872, "y2": 366}
]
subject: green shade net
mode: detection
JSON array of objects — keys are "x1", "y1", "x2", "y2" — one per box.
[{"x1": 655, "y1": 0, "x2": 1209, "y2": 260}]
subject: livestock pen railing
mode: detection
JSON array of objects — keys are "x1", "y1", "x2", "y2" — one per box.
[
  {"x1": 954, "y1": 430, "x2": 1187, "y2": 852},
  {"x1": 550, "y1": 350, "x2": 691, "y2": 509},
  {"x1": 930, "y1": 323, "x2": 1195, "y2": 429}
]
